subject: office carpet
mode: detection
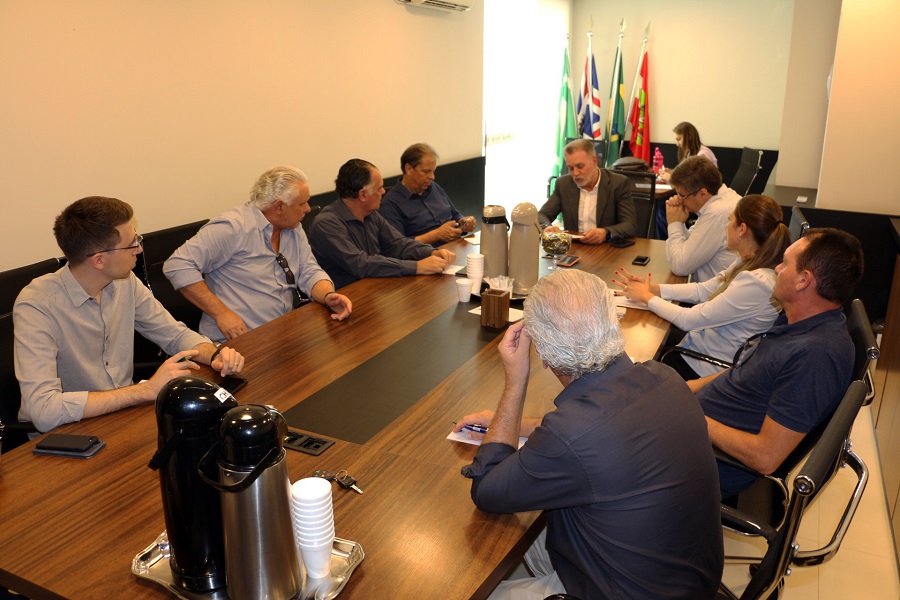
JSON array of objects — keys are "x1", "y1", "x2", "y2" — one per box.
[{"x1": 283, "y1": 303, "x2": 502, "y2": 444}]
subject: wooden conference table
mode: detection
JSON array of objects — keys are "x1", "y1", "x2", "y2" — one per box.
[{"x1": 0, "y1": 237, "x2": 683, "y2": 600}]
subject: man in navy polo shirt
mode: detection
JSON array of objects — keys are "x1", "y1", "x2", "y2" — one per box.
[{"x1": 692, "y1": 228, "x2": 864, "y2": 497}]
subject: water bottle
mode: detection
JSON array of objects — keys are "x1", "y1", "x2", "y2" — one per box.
[{"x1": 653, "y1": 147, "x2": 664, "y2": 174}]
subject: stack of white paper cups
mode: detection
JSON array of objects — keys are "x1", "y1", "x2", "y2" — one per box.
[
  {"x1": 466, "y1": 253, "x2": 484, "y2": 294},
  {"x1": 290, "y1": 477, "x2": 335, "y2": 579}
]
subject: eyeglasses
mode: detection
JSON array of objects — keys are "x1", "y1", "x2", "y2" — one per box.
[
  {"x1": 87, "y1": 234, "x2": 143, "y2": 257},
  {"x1": 275, "y1": 253, "x2": 310, "y2": 309},
  {"x1": 732, "y1": 333, "x2": 764, "y2": 368},
  {"x1": 676, "y1": 189, "x2": 701, "y2": 201}
]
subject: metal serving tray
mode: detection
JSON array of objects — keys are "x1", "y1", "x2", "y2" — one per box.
[{"x1": 132, "y1": 531, "x2": 364, "y2": 600}]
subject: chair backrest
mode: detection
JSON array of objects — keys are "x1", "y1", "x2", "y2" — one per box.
[
  {"x1": 847, "y1": 298, "x2": 879, "y2": 383},
  {"x1": 735, "y1": 380, "x2": 867, "y2": 600},
  {"x1": 608, "y1": 167, "x2": 657, "y2": 238},
  {"x1": 132, "y1": 220, "x2": 208, "y2": 364},
  {"x1": 302, "y1": 204, "x2": 321, "y2": 235},
  {"x1": 730, "y1": 147, "x2": 763, "y2": 196},
  {"x1": 1, "y1": 258, "x2": 62, "y2": 451},
  {"x1": 789, "y1": 206, "x2": 809, "y2": 242}
]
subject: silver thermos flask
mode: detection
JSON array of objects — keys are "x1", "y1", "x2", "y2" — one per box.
[
  {"x1": 508, "y1": 202, "x2": 540, "y2": 296},
  {"x1": 209, "y1": 405, "x2": 302, "y2": 600},
  {"x1": 481, "y1": 205, "x2": 509, "y2": 278}
]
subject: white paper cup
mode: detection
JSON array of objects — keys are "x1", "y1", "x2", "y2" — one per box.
[
  {"x1": 291, "y1": 495, "x2": 332, "y2": 510},
  {"x1": 455, "y1": 278, "x2": 472, "y2": 302},
  {"x1": 291, "y1": 477, "x2": 332, "y2": 503},
  {"x1": 300, "y1": 540, "x2": 333, "y2": 579},
  {"x1": 291, "y1": 503, "x2": 333, "y2": 518},
  {"x1": 296, "y1": 529, "x2": 335, "y2": 544},
  {"x1": 293, "y1": 518, "x2": 335, "y2": 536}
]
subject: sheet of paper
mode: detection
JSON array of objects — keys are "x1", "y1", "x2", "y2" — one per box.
[
  {"x1": 613, "y1": 295, "x2": 650, "y2": 311},
  {"x1": 447, "y1": 430, "x2": 527, "y2": 449},
  {"x1": 443, "y1": 265, "x2": 464, "y2": 275},
  {"x1": 464, "y1": 232, "x2": 481, "y2": 245},
  {"x1": 468, "y1": 306, "x2": 524, "y2": 322}
]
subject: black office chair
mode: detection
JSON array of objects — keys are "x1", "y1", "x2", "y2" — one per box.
[
  {"x1": 789, "y1": 206, "x2": 809, "y2": 242},
  {"x1": 607, "y1": 167, "x2": 658, "y2": 239},
  {"x1": 132, "y1": 220, "x2": 209, "y2": 367},
  {"x1": 301, "y1": 204, "x2": 321, "y2": 236},
  {"x1": 0, "y1": 257, "x2": 62, "y2": 452},
  {"x1": 730, "y1": 147, "x2": 763, "y2": 196},
  {"x1": 847, "y1": 299, "x2": 879, "y2": 405},
  {"x1": 717, "y1": 380, "x2": 868, "y2": 600}
]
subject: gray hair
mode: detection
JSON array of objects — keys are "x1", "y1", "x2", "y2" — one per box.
[
  {"x1": 564, "y1": 139, "x2": 598, "y2": 159},
  {"x1": 249, "y1": 166, "x2": 308, "y2": 210},
  {"x1": 523, "y1": 270, "x2": 625, "y2": 379}
]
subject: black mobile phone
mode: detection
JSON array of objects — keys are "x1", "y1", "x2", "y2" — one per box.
[
  {"x1": 35, "y1": 434, "x2": 99, "y2": 452},
  {"x1": 632, "y1": 256, "x2": 651, "y2": 266},
  {"x1": 218, "y1": 376, "x2": 248, "y2": 395},
  {"x1": 34, "y1": 434, "x2": 106, "y2": 458},
  {"x1": 609, "y1": 238, "x2": 636, "y2": 248},
  {"x1": 556, "y1": 255, "x2": 581, "y2": 267}
]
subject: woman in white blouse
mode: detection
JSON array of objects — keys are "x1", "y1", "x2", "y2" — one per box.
[{"x1": 613, "y1": 194, "x2": 791, "y2": 380}]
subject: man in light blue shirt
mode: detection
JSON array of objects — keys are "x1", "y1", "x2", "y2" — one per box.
[{"x1": 164, "y1": 166, "x2": 351, "y2": 342}]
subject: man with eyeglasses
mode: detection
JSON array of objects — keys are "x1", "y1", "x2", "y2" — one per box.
[
  {"x1": 689, "y1": 228, "x2": 864, "y2": 498},
  {"x1": 308, "y1": 159, "x2": 455, "y2": 289},
  {"x1": 538, "y1": 139, "x2": 637, "y2": 244},
  {"x1": 164, "y1": 166, "x2": 352, "y2": 342},
  {"x1": 13, "y1": 196, "x2": 245, "y2": 434},
  {"x1": 665, "y1": 156, "x2": 741, "y2": 282}
]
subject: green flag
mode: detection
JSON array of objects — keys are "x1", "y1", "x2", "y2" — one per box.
[
  {"x1": 606, "y1": 47, "x2": 626, "y2": 166},
  {"x1": 552, "y1": 47, "x2": 577, "y2": 189}
]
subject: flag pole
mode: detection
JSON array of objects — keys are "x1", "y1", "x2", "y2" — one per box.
[
  {"x1": 566, "y1": 34, "x2": 575, "y2": 128},
  {"x1": 609, "y1": 19, "x2": 625, "y2": 157},
  {"x1": 625, "y1": 22, "x2": 651, "y2": 139}
]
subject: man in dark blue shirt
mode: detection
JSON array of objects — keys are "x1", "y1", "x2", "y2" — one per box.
[
  {"x1": 692, "y1": 228, "x2": 864, "y2": 497},
  {"x1": 457, "y1": 269, "x2": 723, "y2": 599},
  {"x1": 379, "y1": 143, "x2": 476, "y2": 246}
]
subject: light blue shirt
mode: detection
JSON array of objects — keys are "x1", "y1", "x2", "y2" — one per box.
[{"x1": 164, "y1": 202, "x2": 331, "y2": 342}]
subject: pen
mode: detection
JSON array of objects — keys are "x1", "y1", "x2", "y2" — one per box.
[
  {"x1": 451, "y1": 421, "x2": 489, "y2": 434},
  {"x1": 462, "y1": 424, "x2": 489, "y2": 434}
]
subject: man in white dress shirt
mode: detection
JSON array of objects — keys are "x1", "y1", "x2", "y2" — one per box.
[{"x1": 666, "y1": 156, "x2": 741, "y2": 282}]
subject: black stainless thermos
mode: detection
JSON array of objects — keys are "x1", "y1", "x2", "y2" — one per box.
[{"x1": 150, "y1": 376, "x2": 238, "y2": 593}]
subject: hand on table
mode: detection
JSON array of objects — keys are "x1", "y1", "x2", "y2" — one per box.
[
  {"x1": 210, "y1": 346, "x2": 245, "y2": 377},
  {"x1": 434, "y1": 220, "x2": 463, "y2": 243},
  {"x1": 580, "y1": 227, "x2": 607, "y2": 245},
  {"x1": 611, "y1": 268, "x2": 656, "y2": 304},
  {"x1": 324, "y1": 292, "x2": 352, "y2": 321}
]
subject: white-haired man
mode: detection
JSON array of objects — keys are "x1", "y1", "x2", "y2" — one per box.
[
  {"x1": 456, "y1": 269, "x2": 723, "y2": 600},
  {"x1": 164, "y1": 166, "x2": 352, "y2": 342}
]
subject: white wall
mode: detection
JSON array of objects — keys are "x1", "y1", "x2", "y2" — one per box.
[
  {"x1": 571, "y1": 0, "x2": 795, "y2": 151},
  {"x1": 818, "y1": 0, "x2": 900, "y2": 214},
  {"x1": 0, "y1": 0, "x2": 484, "y2": 270},
  {"x1": 777, "y1": 0, "x2": 842, "y2": 188}
]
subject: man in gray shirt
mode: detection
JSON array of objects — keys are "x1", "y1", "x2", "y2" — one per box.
[
  {"x1": 14, "y1": 196, "x2": 244, "y2": 433},
  {"x1": 308, "y1": 159, "x2": 455, "y2": 289},
  {"x1": 164, "y1": 166, "x2": 351, "y2": 342}
]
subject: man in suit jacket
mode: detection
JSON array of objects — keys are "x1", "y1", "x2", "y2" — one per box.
[{"x1": 538, "y1": 139, "x2": 637, "y2": 244}]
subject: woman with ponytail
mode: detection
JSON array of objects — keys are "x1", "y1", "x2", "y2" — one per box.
[{"x1": 614, "y1": 194, "x2": 791, "y2": 380}]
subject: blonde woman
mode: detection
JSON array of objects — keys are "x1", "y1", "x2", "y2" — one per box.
[{"x1": 614, "y1": 194, "x2": 791, "y2": 379}]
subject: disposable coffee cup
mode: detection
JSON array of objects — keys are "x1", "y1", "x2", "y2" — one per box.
[
  {"x1": 291, "y1": 478, "x2": 332, "y2": 503},
  {"x1": 300, "y1": 539, "x2": 333, "y2": 579},
  {"x1": 456, "y1": 278, "x2": 472, "y2": 302}
]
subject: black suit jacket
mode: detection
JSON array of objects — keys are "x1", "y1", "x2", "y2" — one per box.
[{"x1": 538, "y1": 170, "x2": 637, "y2": 239}]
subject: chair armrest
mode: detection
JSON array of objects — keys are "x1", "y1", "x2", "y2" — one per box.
[
  {"x1": 665, "y1": 346, "x2": 733, "y2": 370},
  {"x1": 721, "y1": 504, "x2": 777, "y2": 541},
  {"x1": 714, "y1": 448, "x2": 765, "y2": 479}
]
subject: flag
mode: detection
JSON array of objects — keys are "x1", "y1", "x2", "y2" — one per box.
[
  {"x1": 605, "y1": 46, "x2": 626, "y2": 166},
  {"x1": 628, "y1": 51, "x2": 651, "y2": 163},
  {"x1": 576, "y1": 37, "x2": 603, "y2": 140},
  {"x1": 552, "y1": 47, "x2": 578, "y2": 183}
]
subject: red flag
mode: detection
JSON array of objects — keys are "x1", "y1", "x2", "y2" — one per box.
[{"x1": 628, "y1": 52, "x2": 651, "y2": 163}]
